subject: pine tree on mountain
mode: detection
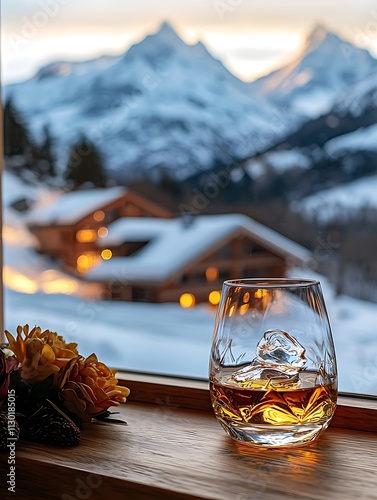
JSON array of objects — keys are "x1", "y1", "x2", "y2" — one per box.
[
  {"x1": 65, "y1": 136, "x2": 107, "y2": 189},
  {"x1": 4, "y1": 97, "x2": 34, "y2": 158},
  {"x1": 158, "y1": 169, "x2": 183, "y2": 201},
  {"x1": 33, "y1": 125, "x2": 57, "y2": 178}
]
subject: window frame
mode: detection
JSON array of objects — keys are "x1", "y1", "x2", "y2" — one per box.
[{"x1": 0, "y1": 78, "x2": 376, "y2": 427}]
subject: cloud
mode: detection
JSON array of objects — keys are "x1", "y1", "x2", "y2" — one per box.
[{"x1": 228, "y1": 48, "x2": 287, "y2": 61}]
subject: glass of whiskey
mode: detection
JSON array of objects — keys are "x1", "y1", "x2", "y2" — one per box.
[{"x1": 209, "y1": 279, "x2": 337, "y2": 448}]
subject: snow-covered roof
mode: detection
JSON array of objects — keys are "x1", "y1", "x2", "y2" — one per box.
[
  {"x1": 98, "y1": 218, "x2": 174, "y2": 245},
  {"x1": 86, "y1": 214, "x2": 311, "y2": 283},
  {"x1": 27, "y1": 187, "x2": 127, "y2": 226}
]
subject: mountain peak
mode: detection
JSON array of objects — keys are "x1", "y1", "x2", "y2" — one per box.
[
  {"x1": 122, "y1": 20, "x2": 185, "y2": 63},
  {"x1": 307, "y1": 23, "x2": 329, "y2": 44},
  {"x1": 309, "y1": 23, "x2": 329, "y2": 39},
  {"x1": 157, "y1": 21, "x2": 176, "y2": 34},
  {"x1": 154, "y1": 21, "x2": 182, "y2": 42},
  {"x1": 251, "y1": 23, "x2": 377, "y2": 119}
]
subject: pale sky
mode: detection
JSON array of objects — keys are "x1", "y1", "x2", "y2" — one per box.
[{"x1": 2, "y1": 0, "x2": 377, "y2": 84}]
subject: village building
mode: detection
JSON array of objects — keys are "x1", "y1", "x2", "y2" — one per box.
[
  {"x1": 85, "y1": 214, "x2": 312, "y2": 306},
  {"x1": 27, "y1": 187, "x2": 172, "y2": 274}
]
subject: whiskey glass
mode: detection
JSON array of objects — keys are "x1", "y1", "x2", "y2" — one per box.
[{"x1": 209, "y1": 279, "x2": 337, "y2": 448}]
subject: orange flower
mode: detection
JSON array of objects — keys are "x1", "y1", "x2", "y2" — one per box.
[
  {"x1": 5, "y1": 325, "x2": 79, "y2": 384},
  {"x1": 60, "y1": 354, "x2": 130, "y2": 421},
  {"x1": 21, "y1": 338, "x2": 60, "y2": 383}
]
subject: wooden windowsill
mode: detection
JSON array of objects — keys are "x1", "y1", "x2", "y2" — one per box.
[{"x1": 1, "y1": 374, "x2": 376, "y2": 499}]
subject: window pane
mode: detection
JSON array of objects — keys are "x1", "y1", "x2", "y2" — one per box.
[{"x1": 2, "y1": 2, "x2": 377, "y2": 396}]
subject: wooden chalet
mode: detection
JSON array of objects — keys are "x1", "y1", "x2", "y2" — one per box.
[
  {"x1": 85, "y1": 215, "x2": 312, "y2": 306},
  {"x1": 27, "y1": 187, "x2": 172, "y2": 274}
]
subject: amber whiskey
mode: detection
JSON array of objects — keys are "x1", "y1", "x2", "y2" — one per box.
[{"x1": 210, "y1": 371, "x2": 337, "y2": 427}]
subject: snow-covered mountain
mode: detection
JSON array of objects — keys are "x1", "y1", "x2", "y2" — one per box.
[
  {"x1": 242, "y1": 94, "x2": 377, "y2": 210},
  {"x1": 33, "y1": 55, "x2": 122, "y2": 81},
  {"x1": 251, "y1": 24, "x2": 377, "y2": 119},
  {"x1": 333, "y1": 72, "x2": 377, "y2": 118},
  {"x1": 4, "y1": 22, "x2": 285, "y2": 180},
  {"x1": 243, "y1": 39, "x2": 377, "y2": 207}
]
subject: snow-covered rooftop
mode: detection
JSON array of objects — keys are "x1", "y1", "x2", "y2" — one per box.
[
  {"x1": 99, "y1": 218, "x2": 174, "y2": 245},
  {"x1": 27, "y1": 187, "x2": 127, "y2": 226},
  {"x1": 87, "y1": 214, "x2": 312, "y2": 283}
]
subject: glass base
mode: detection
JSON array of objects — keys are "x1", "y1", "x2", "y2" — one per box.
[{"x1": 218, "y1": 419, "x2": 331, "y2": 448}]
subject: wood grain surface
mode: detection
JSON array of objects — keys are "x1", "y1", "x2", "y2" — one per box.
[{"x1": 1, "y1": 401, "x2": 377, "y2": 500}]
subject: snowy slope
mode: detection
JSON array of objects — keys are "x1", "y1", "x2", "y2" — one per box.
[
  {"x1": 251, "y1": 25, "x2": 377, "y2": 119},
  {"x1": 325, "y1": 123, "x2": 377, "y2": 157},
  {"x1": 293, "y1": 175, "x2": 377, "y2": 223},
  {"x1": 4, "y1": 22, "x2": 285, "y2": 179},
  {"x1": 333, "y1": 72, "x2": 377, "y2": 117},
  {"x1": 33, "y1": 55, "x2": 121, "y2": 81},
  {"x1": 244, "y1": 148, "x2": 312, "y2": 179}
]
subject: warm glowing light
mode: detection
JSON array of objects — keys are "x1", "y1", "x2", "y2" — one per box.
[
  {"x1": 97, "y1": 227, "x2": 108, "y2": 238},
  {"x1": 240, "y1": 304, "x2": 249, "y2": 315},
  {"x1": 205, "y1": 266, "x2": 219, "y2": 282},
  {"x1": 77, "y1": 253, "x2": 100, "y2": 273},
  {"x1": 180, "y1": 293, "x2": 195, "y2": 309},
  {"x1": 243, "y1": 292, "x2": 250, "y2": 303},
  {"x1": 255, "y1": 289, "x2": 269, "y2": 299},
  {"x1": 228, "y1": 305, "x2": 235, "y2": 317},
  {"x1": 93, "y1": 210, "x2": 105, "y2": 222},
  {"x1": 42, "y1": 279, "x2": 78, "y2": 295},
  {"x1": 209, "y1": 290, "x2": 221, "y2": 306},
  {"x1": 76, "y1": 229, "x2": 97, "y2": 243},
  {"x1": 3, "y1": 267, "x2": 38, "y2": 294},
  {"x1": 77, "y1": 255, "x2": 89, "y2": 268},
  {"x1": 101, "y1": 249, "x2": 113, "y2": 260}
]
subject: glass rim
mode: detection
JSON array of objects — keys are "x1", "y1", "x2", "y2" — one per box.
[{"x1": 223, "y1": 278, "x2": 320, "y2": 289}]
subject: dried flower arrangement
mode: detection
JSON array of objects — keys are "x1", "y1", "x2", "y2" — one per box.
[{"x1": 0, "y1": 325, "x2": 130, "y2": 448}]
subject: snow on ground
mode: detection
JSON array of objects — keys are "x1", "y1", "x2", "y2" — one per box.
[
  {"x1": 331, "y1": 296, "x2": 377, "y2": 395},
  {"x1": 292, "y1": 175, "x2": 377, "y2": 223},
  {"x1": 2, "y1": 172, "x2": 377, "y2": 395},
  {"x1": 4, "y1": 283, "x2": 377, "y2": 395},
  {"x1": 4, "y1": 290, "x2": 215, "y2": 377}
]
